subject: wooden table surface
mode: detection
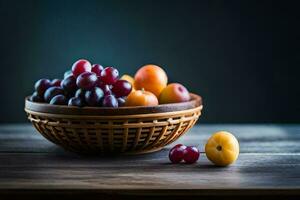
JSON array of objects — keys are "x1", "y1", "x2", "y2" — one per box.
[{"x1": 0, "y1": 124, "x2": 299, "y2": 199}]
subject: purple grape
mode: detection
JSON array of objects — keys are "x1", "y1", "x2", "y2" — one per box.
[
  {"x1": 44, "y1": 86, "x2": 65, "y2": 102},
  {"x1": 84, "y1": 87, "x2": 104, "y2": 106},
  {"x1": 102, "y1": 95, "x2": 118, "y2": 107},
  {"x1": 100, "y1": 67, "x2": 119, "y2": 85},
  {"x1": 75, "y1": 88, "x2": 86, "y2": 99},
  {"x1": 49, "y1": 95, "x2": 68, "y2": 105},
  {"x1": 68, "y1": 97, "x2": 84, "y2": 107},
  {"x1": 34, "y1": 79, "x2": 51, "y2": 96},
  {"x1": 61, "y1": 75, "x2": 77, "y2": 94},
  {"x1": 76, "y1": 72, "x2": 98, "y2": 90},
  {"x1": 112, "y1": 80, "x2": 132, "y2": 97},
  {"x1": 51, "y1": 79, "x2": 61, "y2": 87},
  {"x1": 117, "y1": 97, "x2": 126, "y2": 107},
  {"x1": 91, "y1": 64, "x2": 104, "y2": 76},
  {"x1": 29, "y1": 92, "x2": 44, "y2": 102}
]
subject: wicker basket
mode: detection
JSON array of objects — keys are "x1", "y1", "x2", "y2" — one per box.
[{"x1": 24, "y1": 93, "x2": 203, "y2": 154}]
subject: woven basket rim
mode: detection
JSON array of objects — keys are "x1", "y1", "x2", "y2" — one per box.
[
  {"x1": 25, "y1": 105, "x2": 202, "y2": 119},
  {"x1": 25, "y1": 93, "x2": 202, "y2": 116}
]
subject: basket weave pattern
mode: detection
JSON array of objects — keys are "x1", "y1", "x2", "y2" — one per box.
[{"x1": 26, "y1": 106, "x2": 202, "y2": 154}]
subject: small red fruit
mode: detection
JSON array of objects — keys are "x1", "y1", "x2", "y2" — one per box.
[
  {"x1": 71, "y1": 59, "x2": 92, "y2": 77},
  {"x1": 169, "y1": 144, "x2": 187, "y2": 164},
  {"x1": 100, "y1": 67, "x2": 119, "y2": 85},
  {"x1": 91, "y1": 64, "x2": 104, "y2": 76},
  {"x1": 183, "y1": 146, "x2": 200, "y2": 164}
]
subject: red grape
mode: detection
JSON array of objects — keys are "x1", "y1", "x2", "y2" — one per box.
[
  {"x1": 68, "y1": 97, "x2": 84, "y2": 107},
  {"x1": 183, "y1": 146, "x2": 200, "y2": 164},
  {"x1": 61, "y1": 75, "x2": 77, "y2": 94},
  {"x1": 29, "y1": 92, "x2": 44, "y2": 102},
  {"x1": 85, "y1": 87, "x2": 104, "y2": 106},
  {"x1": 169, "y1": 145, "x2": 187, "y2": 164},
  {"x1": 49, "y1": 95, "x2": 68, "y2": 105},
  {"x1": 34, "y1": 79, "x2": 51, "y2": 96},
  {"x1": 91, "y1": 64, "x2": 104, "y2": 76},
  {"x1": 112, "y1": 80, "x2": 132, "y2": 97},
  {"x1": 100, "y1": 67, "x2": 119, "y2": 84},
  {"x1": 51, "y1": 79, "x2": 61, "y2": 87},
  {"x1": 71, "y1": 59, "x2": 92, "y2": 77},
  {"x1": 76, "y1": 72, "x2": 98, "y2": 90},
  {"x1": 44, "y1": 87, "x2": 65, "y2": 102},
  {"x1": 102, "y1": 95, "x2": 118, "y2": 107}
]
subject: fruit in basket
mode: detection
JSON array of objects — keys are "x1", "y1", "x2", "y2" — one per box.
[
  {"x1": 61, "y1": 75, "x2": 77, "y2": 94},
  {"x1": 159, "y1": 83, "x2": 190, "y2": 104},
  {"x1": 205, "y1": 131, "x2": 239, "y2": 166},
  {"x1": 76, "y1": 72, "x2": 98, "y2": 90},
  {"x1": 117, "y1": 97, "x2": 126, "y2": 106},
  {"x1": 51, "y1": 79, "x2": 62, "y2": 87},
  {"x1": 183, "y1": 146, "x2": 200, "y2": 164},
  {"x1": 120, "y1": 74, "x2": 135, "y2": 90},
  {"x1": 44, "y1": 87, "x2": 65, "y2": 102},
  {"x1": 91, "y1": 64, "x2": 104, "y2": 76},
  {"x1": 49, "y1": 94, "x2": 68, "y2": 105},
  {"x1": 112, "y1": 80, "x2": 132, "y2": 97},
  {"x1": 98, "y1": 83, "x2": 112, "y2": 95},
  {"x1": 29, "y1": 60, "x2": 197, "y2": 109},
  {"x1": 72, "y1": 59, "x2": 92, "y2": 77},
  {"x1": 100, "y1": 67, "x2": 119, "y2": 84},
  {"x1": 125, "y1": 90, "x2": 158, "y2": 106},
  {"x1": 85, "y1": 87, "x2": 104, "y2": 106},
  {"x1": 75, "y1": 88, "x2": 86, "y2": 99},
  {"x1": 68, "y1": 97, "x2": 84, "y2": 107},
  {"x1": 34, "y1": 79, "x2": 51, "y2": 96},
  {"x1": 29, "y1": 91, "x2": 44, "y2": 102},
  {"x1": 102, "y1": 95, "x2": 118, "y2": 107},
  {"x1": 134, "y1": 64, "x2": 168, "y2": 97}
]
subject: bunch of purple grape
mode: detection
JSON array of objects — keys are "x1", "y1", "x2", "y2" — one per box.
[{"x1": 29, "y1": 59, "x2": 132, "y2": 107}]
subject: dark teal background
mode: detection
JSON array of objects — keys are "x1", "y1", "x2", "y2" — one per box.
[{"x1": 0, "y1": 0, "x2": 299, "y2": 123}]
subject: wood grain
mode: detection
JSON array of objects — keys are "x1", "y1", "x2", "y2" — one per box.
[{"x1": 0, "y1": 124, "x2": 299, "y2": 199}]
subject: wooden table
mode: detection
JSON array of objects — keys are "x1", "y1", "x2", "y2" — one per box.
[{"x1": 0, "y1": 124, "x2": 299, "y2": 199}]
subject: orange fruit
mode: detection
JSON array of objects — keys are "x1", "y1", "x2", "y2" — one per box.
[
  {"x1": 159, "y1": 83, "x2": 190, "y2": 104},
  {"x1": 205, "y1": 131, "x2": 239, "y2": 166},
  {"x1": 134, "y1": 64, "x2": 168, "y2": 97},
  {"x1": 125, "y1": 90, "x2": 158, "y2": 107}
]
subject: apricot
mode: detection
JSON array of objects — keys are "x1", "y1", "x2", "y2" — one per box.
[
  {"x1": 125, "y1": 90, "x2": 158, "y2": 107},
  {"x1": 134, "y1": 64, "x2": 168, "y2": 97},
  {"x1": 159, "y1": 83, "x2": 190, "y2": 104},
  {"x1": 205, "y1": 131, "x2": 239, "y2": 166}
]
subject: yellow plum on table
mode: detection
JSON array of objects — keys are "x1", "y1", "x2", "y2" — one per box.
[{"x1": 205, "y1": 131, "x2": 239, "y2": 166}]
